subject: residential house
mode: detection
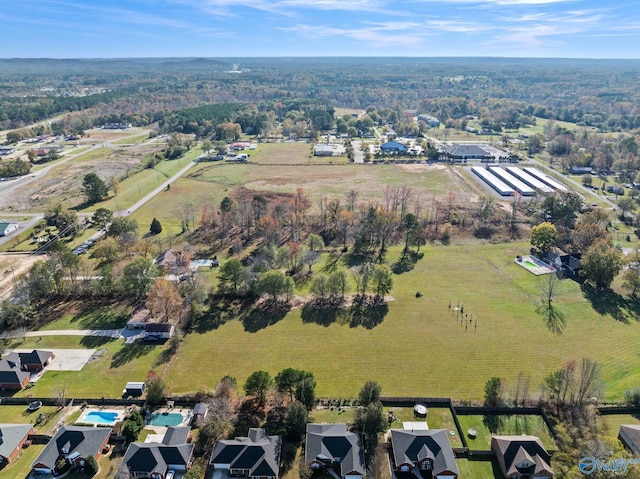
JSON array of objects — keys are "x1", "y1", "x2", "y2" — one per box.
[
  {"x1": 417, "y1": 114, "x2": 440, "y2": 128},
  {"x1": 390, "y1": 429, "x2": 459, "y2": 479},
  {"x1": 118, "y1": 426, "x2": 194, "y2": 479},
  {"x1": 6, "y1": 350, "x2": 54, "y2": 371},
  {"x1": 191, "y1": 403, "x2": 208, "y2": 426},
  {"x1": 126, "y1": 305, "x2": 176, "y2": 340},
  {"x1": 491, "y1": 435, "x2": 554, "y2": 479},
  {"x1": 544, "y1": 251, "x2": 581, "y2": 278},
  {"x1": 305, "y1": 423, "x2": 365, "y2": 479},
  {"x1": 0, "y1": 349, "x2": 54, "y2": 390},
  {"x1": 569, "y1": 166, "x2": 595, "y2": 175},
  {"x1": 127, "y1": 307, "x2": 153, "y2": 330},
  {"x1": 0, "y1": 424, "x2": 35, "y2": 464},
  {"x1": 155, "y1": 249, "x2": 189, "y2": 276},
  {"x1": 606, "y1": 184, "x2": 625, "y2": 195},
  {"x1": 380, "y1": 141, "x2": 408, "y2": 154},
  {"x1": 619, "y1": 424, "x2": 640, "y2": 455},
  {"x1": 145, "y1": 322, "x2": 175, "y2": 340},
  {"x1": 210, "y1": 428, "x2": 281, "y2": 479},
  {"x1": 31, "y1": 425, "x2": 111, "y2": 475},
  {"x1": 0, "y1": 220, "x2": 19, "y2": 237}
]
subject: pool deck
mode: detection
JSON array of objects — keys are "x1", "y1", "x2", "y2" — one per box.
[
  {"x1": 515, "y1": 255, "x2": 556, "y2": 275},
  {"x1": 76, "y1": 407, "x2": 126, "y2": 427},
  {"x1": 145, "y1": 407, "x2": 192, "y2": 427}
]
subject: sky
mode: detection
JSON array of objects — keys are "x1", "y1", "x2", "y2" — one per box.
[{"x1": 1, "y1": 0, "x2": 639, "y2": 59}]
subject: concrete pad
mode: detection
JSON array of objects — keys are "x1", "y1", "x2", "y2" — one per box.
[{"x1": 10, "y1": 348, "x2": 97, "y2": 371}]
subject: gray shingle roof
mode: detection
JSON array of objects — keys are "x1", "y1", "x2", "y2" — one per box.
[
  {"x1": 447, "y1": 144, "x2": 492, "y2": 158},
  {"x1": 210, "y1": 428, "x2": 281, "y2": 478},
  {"x1": 305, "y1": 424, "x2": 365, "y2": 478},
  {"x1": 0, "y1": 424, "x2": 34, "y2": 460},
  {"x1": 492, "y1": 435, "x2": 553, "y2": 478},
  {"x1": 390, "y1": 429, "x2": 459, "y2": 476},
  {"x1": 119, "y1": 442, "x2": 194, "y2": 476},
  {"x1": 31, "y1": 425, "x2": 111, "y2": 470},
  {"x1": 193, "y1": 403, "x2": 208, "y2": 416},
  {"x1": 162, "y1": 426, "x2": 191, "y2": 446},
  {"x1": 619, "y1": 424, "x2": 640, "y2": 453}
]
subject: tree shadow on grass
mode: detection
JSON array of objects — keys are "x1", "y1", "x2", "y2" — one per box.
[
  {"x1": 535, "y1": 302, "x2": 566, "y2": 334},
  {"x1": 65, "y1": 298, "x2": 135, "y2": 329},
  {"x1": 193, "y1": 297, "x2": 247, "y2": 334},
  {"x1": 301, "y1": 296, "x2": 388, "y2": 329},
  {"x1": 111, "y1": 342, "x2": 156, "y2": 368},
  {"x1": 391, "y1": 251, "x2": 424, "y2": 274},
  {"x1": 581, "y1": 283, "x2": 640, "y2": 324},
  {"x1": 80, "y1": 335, "x2": 118, "y2": 348},
  {"x1": 241, "y1": 300, "x2": 291, "y2": 333},
  {"x1": 301, "y1": 298, "x2": 349, "y2": 327},
  {"x1": 349, "y1": 297, "x2": 388, "y2": 329}
]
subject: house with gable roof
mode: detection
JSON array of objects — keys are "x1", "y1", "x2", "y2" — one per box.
[
  {"x1": 31, "y1": 425, "x2": 111, "y2": 475},
  {"x1": 390, "y1": 429, "x2": 459, "y2": 478},
  {"x1": 491, "y1": 435, "x2": 554, "y2": 479},
  {"x1": 619, "y1": 424, "x2": 640, "y2": 455},
  {"x1": 305, "y1": 423, "x2": 365, "y2": 479},
  {"x1": 0, "y1": 349, "x2": 54, "y2": 390},
  {"x1": 0, "y1": 424, "x2": 35, "y2": 464},
  {"x1": 117, "y1": 425, "x2": 194, "y2": 478},
  {"x1": 210, "y1": 428, "x2": 281, "y2": 479}
]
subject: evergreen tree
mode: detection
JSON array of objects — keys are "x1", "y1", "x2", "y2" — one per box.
[{"x1": 150, "y1": 217, "x2": 162, "y2": 235}]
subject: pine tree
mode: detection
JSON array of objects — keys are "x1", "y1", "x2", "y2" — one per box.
[{"x1": 150, "y1": 217, "x2": 162, "y2": 235}]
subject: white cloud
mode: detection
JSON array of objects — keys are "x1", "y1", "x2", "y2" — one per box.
[{"x1": 280, "y1": 22, "x2": 427, "y2": 46}]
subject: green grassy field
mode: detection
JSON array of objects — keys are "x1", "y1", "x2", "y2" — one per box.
[
  {"x1": 156, "y1": 241, "x2": 640, "y2": 401},
  {"x1": 7, "y1": 335, "x2": 168, "y2": 398},
  {"x1": 0, "y1": 444, "x2": 45, "y2": 479},
  {"x1": 14, "y1": 235, "x2": 640, "y2": 403},
  {"x1": 458, "y1": 414, "x2": 555, "y2": 451}
]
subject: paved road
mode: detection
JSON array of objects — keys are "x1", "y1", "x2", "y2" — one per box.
[
  {"x1": 2, "y1": 328, "x2": 146, "y2": 344},
  {"x1": 351, "y1": 140, "x2": 364, "y2": 163}
]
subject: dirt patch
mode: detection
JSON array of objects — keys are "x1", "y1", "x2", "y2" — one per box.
[
  {"x1": 87, "y1": 348, "x2": 107, "y2": 364},
  {"x1": 396, "y1": 163, "x2": 447, "y2": 172},
  {"x1": 0, "y1": 253, "x2": 41, "y2": 300}
]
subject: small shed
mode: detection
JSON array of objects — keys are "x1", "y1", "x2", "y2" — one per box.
[
  {"x1": 123, "y1": 382, "x2": 145, "y2": 397},
  {"x1": 192, "y1": 403, "x2": 208, "y2": 426}
]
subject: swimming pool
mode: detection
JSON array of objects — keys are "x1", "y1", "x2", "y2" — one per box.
[
  {"x1": 77, "y1": 409, "x2": 123, "y2": 426},
  {"x1": 147, "y1": 412, "x2": 184, "y2": 426}
]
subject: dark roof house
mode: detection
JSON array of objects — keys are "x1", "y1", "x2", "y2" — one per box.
[
  {"x1": 619, "y1": 424, "x2": 640, "y2": 455},
  {"x1": 390, "y1": 429, "x2": 459, "y2": 478},
  {"x1": 305, "y1": 423, "x2": 365, "y2": 479},
  {"x1": 31, "y1": 425, "x2": 111, "y2": 475},
  {"x1": 0, "y1": 424, "x2": 35, "y2": 464},
  {"x1": 492, "y1": 435, "x2": 554, "y2": 479},
  {"x1": 6, "y1": 350, "x2": 54, "y2": 371},
  {"x1": 0, "y1": 361, "x2": 30, "y2": 390},
  {"x1": 118, "y1": 426, "x2": 194, "y2": 478},
  {"x1": 210, "y1": 428, "x2": 281, "y2": 479}
]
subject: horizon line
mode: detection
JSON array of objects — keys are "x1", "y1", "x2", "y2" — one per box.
[{"x1": 2, "y1": 55, "x2": 640, "y2": 61}]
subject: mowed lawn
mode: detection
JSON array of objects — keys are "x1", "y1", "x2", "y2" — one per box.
[
  {"x1": 8, "y1": 335, "x2": 168, "y2": 398},
  {"x1": 163, "y1": 241, "x2": 640, "y2": 401}
]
